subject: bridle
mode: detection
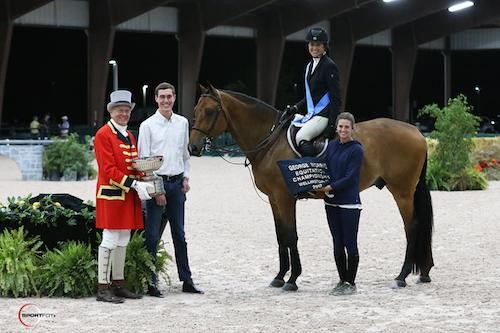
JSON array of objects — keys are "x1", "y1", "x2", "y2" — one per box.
[
  {"x1": 191, "y1": 91, "x2": 287, "y2": 156},
  {"x1": 191, "y1": 93, "x2": 224, "y2": 153}
]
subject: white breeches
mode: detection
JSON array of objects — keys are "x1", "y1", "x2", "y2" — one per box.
[
  {"x1": 295, "y1": 115, "x2": 329, "y2": 145},
  {"x1": 100, "y1": 229, "x2": 131, "y2": 250}
]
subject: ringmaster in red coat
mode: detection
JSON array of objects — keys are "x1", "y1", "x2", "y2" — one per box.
[{"x1": 94, "y1": 90, "x2": 153, "y2": 303}]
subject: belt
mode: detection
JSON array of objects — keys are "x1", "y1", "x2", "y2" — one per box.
[{"x1": 161, "y1": 173, "x2": 184, "y2": 181}]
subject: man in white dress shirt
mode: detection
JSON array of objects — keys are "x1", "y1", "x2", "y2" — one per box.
[{"x1": 138, "y1": 82, "x2": 203, "y2": 296}]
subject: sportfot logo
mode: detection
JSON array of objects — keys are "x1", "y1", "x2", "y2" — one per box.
[{"x1": 18, "y1": 303, "x2": 56, "y2": 328}]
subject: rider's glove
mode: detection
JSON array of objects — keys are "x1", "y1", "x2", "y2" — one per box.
[
  {"x1": 284, "y1": 105, "x2": 298, "y2": 117},
  {"x1": 132, "y1": 180, "x2": 154, "y2": 200}
]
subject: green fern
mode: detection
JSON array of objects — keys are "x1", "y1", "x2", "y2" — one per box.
[
  {"x1": 0, "y1": 227, "x2": 42, "y2": 297},
  {"x1": 125, "y1": 232, "x2": 172, "y2": 293},
  {"x1": 37, "y1": 241, "x2": 97, "y2": 298},
  {"x1": 156, "y1": 243, "x2": 172, "y2": 286},
  {"x1": 449, "y1": 167, "x2": 488, "y2": 191}
]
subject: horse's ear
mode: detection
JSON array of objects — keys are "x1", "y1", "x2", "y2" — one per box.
[
  {"x1": 208, "y1": 83, "x2": 218, "y2": 96},
  {"x1": 198, "y1": 84, "x2": 208, "y2": 95}
]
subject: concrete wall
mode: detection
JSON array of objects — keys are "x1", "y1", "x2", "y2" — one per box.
[{"x1": 0, "y1": 140, "x2": 52, "y2": 180}]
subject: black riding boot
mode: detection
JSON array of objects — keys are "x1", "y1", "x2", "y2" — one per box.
[
  {"x1": 347, "y1": 254, "x2": 359, "y2": 285},
  {"x1": 299, "y1": 140, "x2": 315, "y2": 157},
  {"x1": 334, "y1": 254, "x2": 347, "y2": 282},
  {"x1": 97, "y1": 284, "x2": 124, "y2": 303}
]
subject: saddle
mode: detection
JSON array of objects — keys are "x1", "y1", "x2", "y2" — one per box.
[{"x1": 286, "y1": 125, "x2": 329, "y2": 158}]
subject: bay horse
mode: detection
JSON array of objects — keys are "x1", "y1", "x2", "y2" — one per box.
[{"x1": 189, "y1": 84, "x2": 433, "y2": 291}]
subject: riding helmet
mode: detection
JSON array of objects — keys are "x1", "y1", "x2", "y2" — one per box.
[{"x1": 305, "y1": 27, "x2": 329, "y2": 44}]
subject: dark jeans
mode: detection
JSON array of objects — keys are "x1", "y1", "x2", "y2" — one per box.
[
  {"x1": 325, "y1": 205, "x2": 361, "y2": 256},
  {"x1": 145, "y1": 177, "x2": 191, "y2": 284}
]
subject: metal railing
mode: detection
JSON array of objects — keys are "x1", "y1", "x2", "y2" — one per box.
[{"x1": 0, "y1": 139, "x2": 54, "y2": 145}]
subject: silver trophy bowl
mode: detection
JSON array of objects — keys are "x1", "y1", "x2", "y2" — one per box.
[{"x1": 132, "y1": 156, "x2": 165, "y2": 197}]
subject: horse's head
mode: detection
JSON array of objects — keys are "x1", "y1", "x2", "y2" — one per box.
[{"x1": 189, "y1": 84, "x2": 229, "y2": 156}]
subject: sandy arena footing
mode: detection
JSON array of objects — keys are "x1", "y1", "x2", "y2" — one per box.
[{"x1": 1, "y1": 156, "x2": 499, "y2": 332}]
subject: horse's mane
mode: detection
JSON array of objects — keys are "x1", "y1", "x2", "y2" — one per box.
[
  {"x1": 222, "y1": 90, "x2": 280, "y2": 115},
  {"x1": 222, "y1": 89, "x2": 291, "y2": 139}
]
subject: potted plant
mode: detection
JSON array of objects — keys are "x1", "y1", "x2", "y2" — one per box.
[{"x1": 43, "y1": 134, "x2": 94, "y2": 181}]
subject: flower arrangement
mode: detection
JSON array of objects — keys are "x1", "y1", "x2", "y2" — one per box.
[
  {"x1": 1, "y1": 195, "x2": 91, "y2": 227},
  {"x1": 474, "y1": 158, "x2": 500, "y2": 180},
  {"x1": 0, "y1": 194, "x2": 96, "y2": 250}
]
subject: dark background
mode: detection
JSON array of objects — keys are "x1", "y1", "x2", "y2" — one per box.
[{"x1": 4, "y1": 26, "x2": 500, "y2": 129}]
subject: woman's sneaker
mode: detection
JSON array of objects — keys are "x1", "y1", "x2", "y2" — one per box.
[
  {"x1": 340, "y1": 282, "x2": 357, "y2": 295},
  {"x1": 329, "y1": 281, "x2": 346, "y2": 295},
  {"x1": 330, "y1": 281, "x2": 357, "y2": 296}
]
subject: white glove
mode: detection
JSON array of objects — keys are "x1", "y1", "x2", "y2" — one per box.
[{"x1": 132, "y1": 180, "x2": 154, "y2": 200}]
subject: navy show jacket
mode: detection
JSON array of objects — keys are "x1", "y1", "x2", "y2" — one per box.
[{"x1": 324, "y1": 139, "x2": 364, "y2": 205}]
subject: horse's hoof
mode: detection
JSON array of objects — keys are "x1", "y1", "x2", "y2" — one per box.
[
  {"x1": 282, "y1": 282, "x2": 298, "y2": 291},
  {"x1": 269, "y1": 278, "x2": 285, "y2": 288},
  {"x1": 417, "y1": 276, "x2": 431, "y2": 283},
  {"x1": 390, "y1": 279, "x2": 407, "y2": 289}
]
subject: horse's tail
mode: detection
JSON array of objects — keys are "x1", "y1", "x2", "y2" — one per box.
[{"x1": 412, "y1": 154, "x2": 434, "y2": 274}]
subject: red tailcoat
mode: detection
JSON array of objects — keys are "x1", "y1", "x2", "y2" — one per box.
[{"x1": 94, "y1": 122, "x2": 144, "y2": 230}]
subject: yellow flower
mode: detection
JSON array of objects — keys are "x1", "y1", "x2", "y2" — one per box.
[
  {"x1": 32, "y1": 202, "x2": 41, "y2": 209},
  {"x1": 54, "y1": 202, "x2": 62, "y2": 208},
  {"x1": 18, "y1": 200, "x2": 26, "y2": 205}
]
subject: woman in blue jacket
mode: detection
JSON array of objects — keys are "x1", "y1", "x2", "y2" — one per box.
[{"x1": 316, "y1": 112, "x2": 364, "y2": 295}]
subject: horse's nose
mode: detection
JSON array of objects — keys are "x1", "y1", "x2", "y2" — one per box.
[{"x1": 188, "y1": 144, "x2": 200, "y2": 156}]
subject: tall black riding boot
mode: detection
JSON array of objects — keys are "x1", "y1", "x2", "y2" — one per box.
[
  {"x1": 299, "y1": 140, "x2": 315, "y2": 157},
  {"x1": 347, "y1": 254, "x2": 360, "y2": 285},
  {"x1": 97, "y1": 284, "x2": 124, "y2": 303},
  {"x1": 113, "y1": 280, "x2": 143, "y2": 299}
]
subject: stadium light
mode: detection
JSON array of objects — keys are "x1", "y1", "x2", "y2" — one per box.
[
  {"x1": 108, "y1": 60, "x2": 118, "y2": 91},
  {"x1": 142, "y1": 84, "x2": 149, "y2": 106},
  {"x1": 448, "y1": 1, "x2": 474, "y2": 13}
]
